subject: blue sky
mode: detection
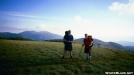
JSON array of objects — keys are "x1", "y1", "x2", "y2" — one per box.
[{"x1": 0, "y1": 0, "x2": 134, "y2": 42}]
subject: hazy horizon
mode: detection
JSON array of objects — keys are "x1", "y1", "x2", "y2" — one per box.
[
  {"x1": 0, "y1": 30, "x2": 134, "y2": 42},
  {"x1": 0, "y1": 0, "x2": 134, "y2": 42}
]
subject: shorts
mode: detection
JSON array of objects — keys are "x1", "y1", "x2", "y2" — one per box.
[
  {"x1": 64, "y1": 44, "x2": 72, "y2": 51},
  {"x1": 84, "y1": 47, "x2": 91, "y2": 53}
]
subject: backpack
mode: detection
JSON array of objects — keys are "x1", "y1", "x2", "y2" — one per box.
[
  {"x1": 63, "y1": 31, "x2": 68, "y2": 44},
  {"x1": 84, "y1": 38, "x2": 93, "y2": 47},
  {"x1": 90, "y1": 39, "x2": 93, "y2": 47},
  {"x1": 63, "y1": 35, "x2": 68, "y2": 44}
]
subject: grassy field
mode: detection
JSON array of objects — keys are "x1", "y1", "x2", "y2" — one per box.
[{"x1": 0, "y1": 40, "x2": 134, "y2": 75}]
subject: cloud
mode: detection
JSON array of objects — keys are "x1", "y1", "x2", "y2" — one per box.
[
  {"x1": 74, "y1": 15, "x2": 82, "y2": 23},
  {"x1": 0, "y1": 26, "x2": 26, "y2": 33},
  {"x1": 71, "y1": 15, "x2": 95, "y2": 38},
  {"x1": 0, "y1": 11, "x2": 53, "y2": 19},
  {"x1": 0, "y1": 11, "x2": 71, "y2": 21},
  {"x1": 72, "y1": 15, "x2": 134, "y2": 38},
  {"x1": 74, "y1": 15, "x2": 93, "y2": 25},
  {"x1": 109, "y1": 0, "x2": 134, "y2": 15}
]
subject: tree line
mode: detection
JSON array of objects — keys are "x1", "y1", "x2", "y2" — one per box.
[{"x1": 0, "y1": 37, "x2": 32, "y2": 41}]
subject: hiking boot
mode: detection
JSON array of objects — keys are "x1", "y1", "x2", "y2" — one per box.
[
  {"x1": 86, "y1": 56, "x2": 91, "y2": 62},
  {"x1": 62, "y1": 56, "x2": 64, "y2": 59},
  {"x1": 70, "y1": 56, "x2": 73, "y2": 58}
]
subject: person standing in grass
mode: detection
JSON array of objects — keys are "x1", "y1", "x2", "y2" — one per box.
[
  {"x1": 82, "y1": 34, "x2": 92, "y2": 62},
  {"x1": 62, "y1": 30, "x2": 74, "y2": 59}
]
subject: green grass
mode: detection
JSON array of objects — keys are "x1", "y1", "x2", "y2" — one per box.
[{"x1": 0, "y1": 40, "x2": 134, "y2": 75}]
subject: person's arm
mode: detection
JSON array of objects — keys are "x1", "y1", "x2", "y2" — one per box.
[
  {"x1": 63, "y1": 39, "x2": 67, "y2": 42},
  {"x1": 70, "y1": 35, "x2": 74, "y2": 43},
  {"x1": 63, "y1": 36, "x2": 68, "y2": 42},
  {"x1": 82, "y1": 39, "x2": 85, "y2": 47},
  {"x1": 89, "y1": 40, "x2": 93, "y2": 46},
  {"x1": 64, "y1": 38, "x2": 69, "y2": 42},
  {"x1": 89, "y1": 41, "x2": 93, "y2": 46}
]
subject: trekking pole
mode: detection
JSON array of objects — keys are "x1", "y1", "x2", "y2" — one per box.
[{"x1": 79, "y1": 46, "x2": 83, "y2": 57}]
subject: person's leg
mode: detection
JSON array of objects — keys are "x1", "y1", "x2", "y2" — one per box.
[
  {"x1": 84, "y1": 47, "x2": 88, "y2": 60},
  {"x1": 69, "y1": 51, "x2": 72, "y2": 58},
  {"x1": 85, "y1": 48, "x2": 89, "y2": 60},
  {"x1": 87, "y1": 53, "x2": 90, "y2": 60},
  {"x1": 88, "y1": 49, "x2": 91, "y2": 62},
  {"x1": 69, "y1": 45, "x2": 73, "y2": 58},
  {"x1": 87, "y1": 53, "x2": 89, "y2": 60},
  {"x1": 86, "y1": 47, "x2": 91, "y2": 61},
  {"x1": 62, "y1": 44, "x2": 67, "y2": 58},
  {"x1": 89, "y1": 50, "x2": 91, "y2": 60},
  {"x1": 62, "y1": 50, "x2": 67, "y2": 58}
]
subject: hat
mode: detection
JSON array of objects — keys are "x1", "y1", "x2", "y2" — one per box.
[{"x1": 88, "y1": 35, "x2": 92, "y2": 38}]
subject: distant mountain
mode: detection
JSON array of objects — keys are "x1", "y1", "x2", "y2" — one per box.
[
  {"x1": 124, "y1": 46, "x2": 134, "y2": 51},
  {"x1": 0, "y1": 31, "x2": 63, "y2": 41},
  {"x1": 74, "y1": 38, "x2": 126, "y2": 51},
  {"x1": 116, "y1": 41, "x2": 134, "y2": 46},
  {"x1": 0, "y1": 32, "x2": 21, "y2": 38},
  {"x1": 1, "y1": 31, "x2": 134, "y2": 51},
  {"x1": 19, "y1": 31, "x2": 63, "y2": 40}
]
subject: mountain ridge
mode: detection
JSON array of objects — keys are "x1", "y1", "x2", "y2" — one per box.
[
  {"x1": 0, "y1": 31, "x2": 134, "y2": 51},
  {"x1": 116, "y1": 41, "x2": 134, "y2": 46},
  {"x1": 0, "y1": 31, "x2": 63, "y2": 41},
  {"x1": 74, "y1": 38, "x2": 126, "y2": 50}
]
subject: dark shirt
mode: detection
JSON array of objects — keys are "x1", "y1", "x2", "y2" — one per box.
[
  {"x1": 63, "y1": 35, "x2": 68, "y2": 44},
  {"x1": 64, "y1": 34, "x2": 73, "y2": 45},
  {"x1": 68, "y1": 35, "x2": 73, "y2": 41}
]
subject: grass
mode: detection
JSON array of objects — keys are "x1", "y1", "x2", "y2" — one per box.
[{"x1": 0, "y1": 40, "x2": 134, "y2": 75}]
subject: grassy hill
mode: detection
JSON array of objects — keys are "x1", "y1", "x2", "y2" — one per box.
[
  {"x1": 0, "y1": 40, "x2": 134, "y2": 75},
  {"x1": 74, "y1": 38, "x2": 126, "y2": 51}
]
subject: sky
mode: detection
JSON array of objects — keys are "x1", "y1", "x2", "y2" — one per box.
[{"x1": 0, "y1": 0, "x2": 134, "y2": 42}]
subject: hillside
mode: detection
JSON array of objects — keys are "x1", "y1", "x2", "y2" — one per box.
[
  {"x1": 19, "y1": 31, "x2": 63, "y2": 40},
  {"x1": 0, "y1": 31, "x2": 63, "y2": 40},
  {"x1": 116, "y1": 41, "x2": 134, "y2": 46},
  {"x1": 0, "y1": 32, "x2": 22, "y2": 38},
  {"x1": 0, "y1": 40, "x2": 134, "y2": 75},
  {"x1": 74, "y1": 38, "x2": 126, "y2": 50},
  {"x1": 125, "y1": 46, "x2": 134, "y2": 51},
  {"x1": 0, "y1": 32, "x2": 134, "y2": 51}
]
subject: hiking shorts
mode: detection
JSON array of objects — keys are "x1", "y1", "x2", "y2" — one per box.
[
  {"x1": 84, "y1": 47, "x2": 91, "y2": 53},
  {"x1": 64, "y1": 44, "x2": 72, "y2": 51}
]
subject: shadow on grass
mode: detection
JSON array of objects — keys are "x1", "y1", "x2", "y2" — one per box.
[
  {"x1": 0, "y1": 57, "x2": 83, "y2": 69},
  {"x1": 0, "y1": 57, "x2": 86, "y2": 75}
]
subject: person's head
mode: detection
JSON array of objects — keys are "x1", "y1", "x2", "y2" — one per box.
[
  {"x1": 85, "y1": 34, "x2": 88, "y2": 38},
  {"x1": 65, "y1": 31, "x2": 68, "y2": 35},
  {"x1": 88, "y1": 35, "x2": 92, "y2": 39},
  {"x1": 68, "y1": 30, "x2": 71, "y2": 34}
]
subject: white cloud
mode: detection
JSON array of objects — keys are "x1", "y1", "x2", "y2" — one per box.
[
  {"x1": 109, "y1": 0, "x2": 134, "y2": 15},
  {"x1": 74, "y1": 15, "x2": 93, "y2": 25},
  {"x1": 0, "y1": 11, "x2": 71, "y2": 21},
  {"x1": 71, "y1": 15, "x2": 95, "y2": 38},
  {"x1": 72, "y1": 15, "x2": 134, "y2": 39},
  {"x1": 74, "y1": 15, "x2": 82, "y2": 23}
]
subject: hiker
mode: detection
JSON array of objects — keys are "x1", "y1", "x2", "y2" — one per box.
[
  {"x1": 82, "y1": 34, "x2": 92, "y2": 62},
  {"x1": 62, "y1": 30, "x2": 74, "y2": 59}
]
